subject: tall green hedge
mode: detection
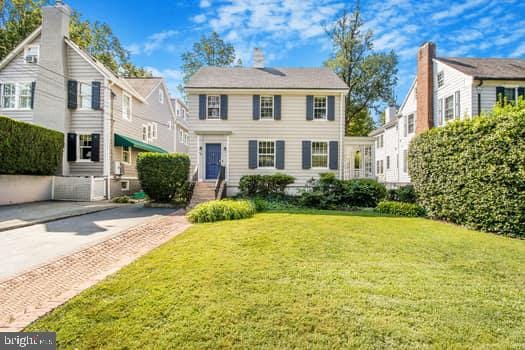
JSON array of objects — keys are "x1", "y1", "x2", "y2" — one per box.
[
  {"x1": 0, "y1": 115, "x2": 64, "y2": 175},
  {"x1": 136, "y1": 152, "x2": 190, "y2": 203},
  {"x1": 409, "y1": 108, "x2": 525, "y2": 236}
]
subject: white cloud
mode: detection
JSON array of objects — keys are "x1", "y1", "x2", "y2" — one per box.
[
  {"x1": 200, "y1": 0, "x2": 211, "y2": 8},
  {"x1": 432, "y1": 0, "x2": 488, "y2": 21},
  {"x1": 193, "y1": 14, "x2": 207, "y2": 23},
  {"x1": 145, "y1": 66, "x2": 183, "y2": 96},
  {"x1": 511, "y1": 43, "x2": 525, "y2": 57},
  {"x1": 127, "y1": 30, "x2": 178, "y2": 56}
]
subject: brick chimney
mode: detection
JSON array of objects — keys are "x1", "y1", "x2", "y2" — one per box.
[{"x1": 416, "y1": 42, "x2": 435, "y2": 134}]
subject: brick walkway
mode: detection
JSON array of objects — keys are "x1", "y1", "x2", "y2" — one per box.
[{"x1": 0, "y1": 211, "x2": 191, "y2": 332}]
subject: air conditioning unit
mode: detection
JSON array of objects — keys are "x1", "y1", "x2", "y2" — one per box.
[
  {"x1": 114, "y1": 161, "x2": 125, "y2": 176},
  {"x1": 25, "y1": 55, "x2": 38, "y2": 64}
]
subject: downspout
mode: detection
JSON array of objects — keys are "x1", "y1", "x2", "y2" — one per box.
[
  {"x1": 104, "y1": 79, "x2": 114, "y2": 199},
  {"x1": 339, "y1": 92, "x2": 345, "y2": 180}
]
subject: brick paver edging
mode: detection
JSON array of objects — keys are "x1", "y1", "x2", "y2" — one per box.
[{"x1": 0, "y1": 211, "x2": 191, "y2": 332}]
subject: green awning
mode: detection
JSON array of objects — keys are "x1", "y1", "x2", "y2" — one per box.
[{"x1": 114, "y1": 133, "x2": 168, "y2": 153}]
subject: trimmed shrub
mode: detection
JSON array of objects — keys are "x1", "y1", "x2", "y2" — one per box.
[
  {"x1": 386, "y1": 185, "x2": 417, "y2": 203},
  {"x1": 0, "y1": 115, "x2": 63, "y2": 175},
  {"x1": 187, "y1": 199, "x2": 256, "y2": 223},
  {"x1": 238, "y1": 173, "x2": 295, "y2": 197},
  {"x1": 375, "y1": 201, "x2": 426, "y2": 217},
  {"x1": 409, "y1": 107, "x2": 525, "y2": 235},
  {"x1": 299, "y1": 173, "x2": 386, "y2": 209},
  {"x1": 136, "y1": 153, "x2": 190, "y2": 203}
]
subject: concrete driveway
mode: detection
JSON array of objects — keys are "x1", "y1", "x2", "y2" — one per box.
[{"x1": 0, "y1": 205, "x2": 175, "y2": 280}]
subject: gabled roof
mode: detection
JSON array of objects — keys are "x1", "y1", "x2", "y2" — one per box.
[
  {"x1": 186, "y1": 67, "x2": 349, "y2": 90},
  {"x1": 0, "y1": 26, "x2": 42, "y2": 70},
  {"x1": 125, "y1": 77, "x2": 163, "y2": 98},
  {"x1": 436, "y1": 57, "x2": 525, "y2": 80},
  {"x1": 64, "y1": 38, "x2": 146, "y2": 103}
]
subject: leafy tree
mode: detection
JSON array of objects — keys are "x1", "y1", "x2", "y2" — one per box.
[
  {"x1": 180, "y1": 31, "x2": 236, "y2": 92},
  {"x1": 0, "y1": 0, "x2": 148, "y2": 77},
  {"x1": 325, "y1": 4, "x2": 398, "y2": 136}
]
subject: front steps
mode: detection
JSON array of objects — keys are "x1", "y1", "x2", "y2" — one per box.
[{"x1": 188, "y1": 182, "x2": 216, "y2": 209}]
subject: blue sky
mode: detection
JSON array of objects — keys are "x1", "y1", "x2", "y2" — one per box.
[{"x1": 68, "y1": 0, "x2": 525, "y2": 105}]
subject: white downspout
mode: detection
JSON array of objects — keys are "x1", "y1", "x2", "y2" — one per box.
[{"x1": 104, "y1": 78, "x2": 113, "y2": 200}]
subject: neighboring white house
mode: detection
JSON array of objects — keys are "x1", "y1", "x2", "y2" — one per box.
[
  {"x1": 0, "y1": 1, "x2": 180, "y2": 199},
  {"x1": 371, "y1": 42, "x2": 525, "y2": 187},
  {"x1": 171, "y1": 98, "x2": 191, "y2": 154},
  {"x1": 185, "y1": 48, "x2": 351, "y2": 196}
]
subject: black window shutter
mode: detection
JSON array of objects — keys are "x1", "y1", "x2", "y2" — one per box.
[
  {"x1": 327, "y1": 96, "x2": 335, "y2": 121},
  {"x1": 220, "y1": 95, "x2": 228, "y2": 120},
  {"x1": 253, "y1": 95, "x2": 260, "y2": 120},
  {"x1": 276, "y1": 140, "x2": 285, "y2": 169},
  {"x1": 67, "y1": 133, "x2": 77, "y2": 161},
  {"x1": 199, "y1": 94, "x2": 206, "y2": 120},
  {"x1": 306, "y1": 96, "x2": 313, "y2": 120},
  {"x1": 329, "y1": 141, "x2": 339, "y2": 170},
  {"x1": 30, "y1": 81, "x2": 36, "y2": 109},
  {"x1": 496, "y1": 86, "x2": 504, "y2": 104},
  {"x1": 91, "y1": 133, "x2": 101, "y2": 162},
  {"x1": 67, "y1": 80, "x2": 78, "y2": 109},
  {"x1": 518, "y1": 87, "x2": 525, "y2": 100},
  {"x1": 274, "y1": 95, "x2": 281, "y2": 120},
  {"x1": 302, "y1": 141, "x2": 311, "y2": 169},
  {"x1": 249, "y1": 140, "x2": 258, "y2": 169},
  {"x1": 91, "y1": 81, "x2": 101, "y2": 110}
]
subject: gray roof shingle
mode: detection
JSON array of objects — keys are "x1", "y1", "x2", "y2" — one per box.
[
  {"x1": 185, "y1": 67, "x2": 349, "y2": 90},
  {"x1": 125, "y1": 77, "x2": 163, "y2": 97},
  {"x1": 437, "y1": 57, "x2": 525, "y2": 80}
]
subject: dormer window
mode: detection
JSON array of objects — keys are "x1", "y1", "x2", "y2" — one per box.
[
  {"x1": 24, "y1": 45, "x2": 39, "y2": 64},
  {"x1": 159, "y1": 88, "x2": 164, "y2": 104}
]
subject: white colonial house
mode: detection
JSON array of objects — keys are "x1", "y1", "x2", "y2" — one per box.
[{"x1": 371, "y1": 42, "x2": 525, "y2": 187}]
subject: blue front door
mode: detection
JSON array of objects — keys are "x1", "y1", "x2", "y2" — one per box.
[{"x1": 205, "y1": 143, "x2": 221, "y2": 179}]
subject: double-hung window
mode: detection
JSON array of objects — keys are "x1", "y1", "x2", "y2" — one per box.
[
  {"x1": 122, "y1": 93, "x2": 132, "y2": 121},
  {"x1": 142, "y1": 125, "x2": 147, "y2": 142},
  {"x1": 207, "y1": 95, "x2": 220, "y2": 119},
  {"x1": 2, "y1": 83, "x2": 16, "y2": 109},
  {"x1": 18, "y1": 83, "x2": 32, "y2": 109},
  {"x1": 314, "y1": 97, "x2": 327, "y2": 120},
  {"x1": 407, "y1": 114, "x2": 415, "y2": 133},
  {"x1": 437, "y1": 71, "x2": 444, "y2": 88},
  {"x1": 260, "y1": 96, "x2": 274, "y2": 119},
  {"x1": 147, "y1": 124, "x2": 152, "y2": 141},
  {"x1": 311, "y1": 141, "x2": 328, "y2": 168},
  {"x1": 122, "y1": 146, "x2": 131, "y2": 164},
  {"x1": 179, "y1": 129, "x2": 184, "y2": 143},
  {"x1": 79, "y1": 134, "x2": 92, "y2": 161},
  {"x1": 444, "y1": 95, "x2": 454, "y2": 121},
  {"x1": 258, "y1": 141, "x2": 275, "y2": 168},
  {"x1": 79, "y1": 83, "x2": 92, "y2": 109},
  {"x1": 152, "y1": 122, "x2": 158, "y2": 139}
]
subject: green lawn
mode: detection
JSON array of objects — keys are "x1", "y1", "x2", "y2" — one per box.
[{"x1": 28, "y1": 211, "x2": 525, "y2": 349}]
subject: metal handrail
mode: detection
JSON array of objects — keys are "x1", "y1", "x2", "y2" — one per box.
[
  {"x1": 214, "y1": 165, "x2": 226, "y2": 199},
  {"x1": 191, "y1": 165, "x2": 198, "y2": 182}
]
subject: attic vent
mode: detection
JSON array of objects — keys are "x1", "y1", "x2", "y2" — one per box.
[{"x1": 253, "y1": 48, "x2": 265, "y2": 69}]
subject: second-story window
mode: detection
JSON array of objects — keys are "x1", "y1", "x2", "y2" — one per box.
[
  {"x1": 2, "y1": 83, "x2": 16, "y2": 109},
  {"x1": 437, "y1": 71, "x2": 444, "y2": 88},
  {"x1": 142, "y1": 125, "x2": 147, "y2": 142},
  {"x1": 123, "y1": 93, "x2": 132, "y2": 121},
  {"x1": 79, "y1": 83, "x2": 92, "y2": 109},
  {"x1": 207, "y1": 95, "x2": 220, "y2": 119},
  {"x1": 407, "y1": 114, "x2": 415, "y2": 133},
  {"x1": 24, "y1": 45, "x2": 39, "y2": 64},
  {"x1": 159, "y1": 88, "x2": 164, "y2": 104},
  {"x1": 314, "y1": 97, "x2": 327, "y2": 119},
  {"x1": 260, "y1": 96, "x2": 274, "y2": 119}
]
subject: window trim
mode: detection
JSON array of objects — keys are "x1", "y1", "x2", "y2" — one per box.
[
  {"x1": 437, "y1": 71, "x2": 444, "y2": 88},
  {"x1": 207, "y1": 95, "x2": 221, "y2": 120},
  {"x1": 179, "y1": 129, "x2": 184, "y2": 144},
  {"x1": 78, "y1": 82, "x2": 92, "y2": 110},
  {"x1": 311, "y1": 140, "x2": 329, "y2": 169},
  {"x1": 257, "y1": 140, "x2": 276, "y2": 169},
  {"x1": 120, "y1": 180, "x2": 130, "y2": 191},
  {"x1": 313, "y1": 96, "x2": 328, "y2": 120},
  {"x1": 407, "y1": 114, "x2": 415, "y2": 134},
  {"x1": 444, "y1": 95, "x2": 454, "y2": 121},
  {"x1": 259, "y1": 95, "x2": 274, "y2": 120},
  {"x1": 122, "y1": 92, "x2": 132, "y2": 121},
  {"x1": 152, "y1": 122, "x2": 158, "y2": 140},
  {"x1": 77, "y1": 133, "x2": 93, "y2": 163},
  {"x1": 0, "y1": 82, "x2": 33, "y2": 111},
  {"x1": 454, "y1": 90, "x2": 460, "y2": 119},
  {"x1": 122, "y1": 146, "x2": 131, "y2": 165}
]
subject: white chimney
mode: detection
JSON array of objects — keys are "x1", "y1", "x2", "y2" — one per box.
[
  {"x1": 253, "y1": 48, "x2": 265, "y2": 68},
  {"x1": 384, "y1": 106, "x2": 397, "y2": 123}
]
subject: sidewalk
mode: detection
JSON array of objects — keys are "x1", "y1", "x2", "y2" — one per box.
[
  {"x1": 0, "y1": 211, "x2": 190, "y2": 332},
  {"x1": 0, "y1": 201, "x2": 120, "y2": 232}
]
